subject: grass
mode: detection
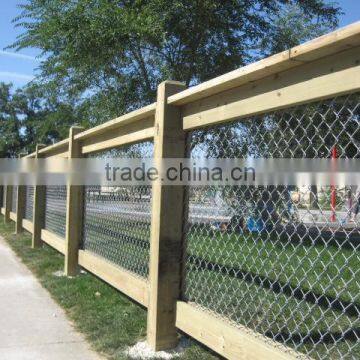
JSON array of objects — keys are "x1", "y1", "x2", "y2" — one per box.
[
  {"x1": 184, "y1": 268, "x2": 359, "y2": 359},
  {"x1": 184, "y1": 228, "x2": 360, "y2": 359},
  {"x1": 83, "y1": 215, "x2": 150, "y2": 277},
  {"x1": 4, "y1": 209, "x2": 358, "y2": 359},
  {"x1": 186, "y1": 230, "x2": 359, "y2": 303},
  {"x1": 0, "y1": 216, "x2": 215, "y2": 360}
]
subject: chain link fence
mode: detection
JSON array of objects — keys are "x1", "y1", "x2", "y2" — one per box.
[
  {"x1": 24, "y1": 186, "x2": 34, "y2": 221},
  {"x1": 182, "y1": 93, "x2": 360, "y2": 359},
  {"x1": 44, "y1": 186, "x2": 67, "y2": 238},
  {"x1": 82, "y1": 142, "x2": 153, "y2": 278},
  {"x1": 11, "y1": 186, "x2": 17, "y2": 213}
]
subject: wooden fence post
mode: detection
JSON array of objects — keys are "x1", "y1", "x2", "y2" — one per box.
[
  {"x1": 0, "y1": 186, "x2": 3, "y2": 211},
  {"x1": 15, "y1": 185, "x2": 26, "y2": 234},
  {"x1": 32, "y1": 144, "x2": 46, "y2": 248},
  {"x1": 64, "y1": 126, "x2": 84, "y2": 276},
  {"x1": 15, "y1": 154, "x2": 28, "y2": 234},
  {"x1": 147, "y1": 80, "x2": 187, "y2": 351},
  {"x1": 4, "y1": 185, "x2": 12, "y2": 223}
]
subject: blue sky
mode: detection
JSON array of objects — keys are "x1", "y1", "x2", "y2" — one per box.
[{"x1": 0, "y1": 0, "x2": 359, "y2": 88}]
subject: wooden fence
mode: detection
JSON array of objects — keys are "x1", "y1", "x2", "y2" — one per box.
[{"x1": 1, "y1": 21, "x2": 360, "y2": 360}]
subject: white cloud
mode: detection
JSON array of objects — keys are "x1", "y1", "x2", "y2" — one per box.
[
  {"x1": 0, "y1": 71, "x2": 34, "y2": 82},
  {"x1": 0, "y1": 50, "x2": 39, "y2": 62}
]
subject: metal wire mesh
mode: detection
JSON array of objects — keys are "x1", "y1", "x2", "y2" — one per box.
[
  {"x1": 45, "y1": 186, "x2": 67, "y2": 238},
  {"x1": 182, "y1": 93, "x2": 360, "y2": 359},
  {"x1": 82, "y1": 142, "x2": 153, "y2": 278},
  {"x1": 0, "y1": 187, "x2": 3, "y2": 208},
  {"x1": 11, "y1": 186, "x2": 17, "y2": 213},
  {"x1": 24, "y1": 186, "x2": 34, "y2": 221}
]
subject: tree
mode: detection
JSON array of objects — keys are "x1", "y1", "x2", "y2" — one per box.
[
  {"x1": 10, "y1": 0, "x2": 341, "y2": 125},
  {"x1": 0, "y1": 82, "x2": 86, "y2": 157},
  {"x1": 259, "y1": 3, "x2": 339, "y2": 55},
  {"x1": 22, "y1": 84, "x2": 88, "y2": 148},
  {"x1": 0, "y1": 83, "x2": 25, "y2": 157}
]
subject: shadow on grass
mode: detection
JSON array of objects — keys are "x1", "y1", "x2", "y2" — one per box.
[{"x1": 187, "y1": 255, "x2": 359, "y2": 318}]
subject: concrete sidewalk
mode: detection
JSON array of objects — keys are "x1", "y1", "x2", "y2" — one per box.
[{"x1": 0, "y1": 235, "x2": 103, "y2": 360}]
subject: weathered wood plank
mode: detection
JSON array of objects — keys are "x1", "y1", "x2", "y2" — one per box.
[
  {"x1": 82, "y1": 126, "x2": 155, "y2": 154},
  {"x1": 41, "y1": 229, "x2": 66, "y2": 254},
  {"x1": 169, "y1": 21, "x2": 360, "y2": 106},
  {"x1": 183, "y1": 47, "x2": 360, "y2": 130},
  {"x1": 22, "y1": 218, "x2": 34, "y2": 234},
  {"x1": 147, "y1": 81, "x2": 187, "y2": 351},
  {"x1": 78, "y1": 250, "x2": 149, "y2": 307},
  {"x1": 176, "y1": 302, "x2": 300, "y2": 360},
  {"x1": 4, "y1": 186, "x2": 12, "y2": 223},
  {"x1": 64, "y1": 126, "x2": 84, "y2": 276},
  {"x1": 32, "y1": 145, "x2": 46, "y2": 248},
  {"x1": 15, "y1": 186, "x2": 26, "y2": 234},
  {"x1": 9, "y1": 211, "x2": 17, "y2": 221},
  {"x1": 75, "y1": 103, "x2": 156, "y2": 141},
  {"x1": 37, "y1": 138, "x2": 69, "y2": 156}
]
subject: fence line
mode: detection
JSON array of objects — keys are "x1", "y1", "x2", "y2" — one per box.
[{"x1": 1, "y1": 22, "x2": 360, "y2": 360}]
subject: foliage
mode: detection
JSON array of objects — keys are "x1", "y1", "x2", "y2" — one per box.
[
  {"x1": 0, "y1": 82, "x2": 87, "y2": 157},
  {"x1": 259, "y1": 2, "x2": 340, "y2": 54},
  {"x1": 0, "y1": 83, "x2": 23, "y2": 157},
  {"x1": 9, "y1": 0, "x2": 342, "y2": 125},
  {"x1": 1, "y1": 1, "x2": 343, "y2": 156}
]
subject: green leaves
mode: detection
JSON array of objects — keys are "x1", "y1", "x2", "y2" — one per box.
[
  {"x1": 11, "y1": 1, "x2": 341, "y2": 113},
  {"x1": 0, "y1": 82, "x2": 86, "y2": 157},
  {"x1": 0, "y1": 83, "x2": 24, "y2": 157},
  {"x1": 3, "y1": 0, "x2": 342, "y2": 154}
]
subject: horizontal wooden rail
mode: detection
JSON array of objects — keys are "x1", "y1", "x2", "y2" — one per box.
[
  {"x1": 18, "y1": 22, "x2": 360, "y2": 156},
  {"x1": 82, "y1": 117, "x2": 155, "y2": 154},
  {"x1": 168, "y1": 21, "x2": 360, "y2": 106},
  {"x1": 38, "y1": 139, "x2": 69, "y2": 156},
  {"x1": 47, "y1": 151, "x2": 69, "y2": 159},
  {"x1": 9, "y1": 212, "x2": 16, "y2": 221},
  {"x1": 183, "y1": 46, "x2": 360, "y2": 130},
  {"x1": 24, "y1": 152, "x2": 36, "y2": 158},
  {"x1": 78, "y1": 250, "x2": 149, "y2": 307},
  {"x1": 24, "y1": 104, "x2": 156, "y2": 158},
  {"x1": 22, "y1": 219, "x2": 34, "y2": 234},
  {"x1": 0, "y1": 208, "x2": 5, "y2": 215},
  {"x1": 75, "y1": 103, "x2": 156, "y2": 141},
  {"x1": 41, "y1": 229, "x2": 66, "y2": 254},
  {"x1": 26, "y1": 140, "x2": 69, "y2": 158},
  {"x1": 81, "y1": 128, "x2": 154, "y2": 154},
  {"x1": 176, "y1": 302, "x2": 300, "y2": 360}
]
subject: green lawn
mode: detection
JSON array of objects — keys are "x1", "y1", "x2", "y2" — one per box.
[
  {"x1": 184, "y1": 228, "x2": 360, "y2": 359},
  {"x1": 0, "y1": 216, "x2": 215, "y2": 360},
  {"x1": 83, "y1": 215, "x2": 151, "y2": 277},
  {"x1": 4, "y1": 211, "x2": 358, "y2": 359},
  {"x1": 186, "y1": 230, "x2": 359, "y2": 304}
]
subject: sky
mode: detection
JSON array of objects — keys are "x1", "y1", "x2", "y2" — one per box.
[{"x1": 0, "y1": 0, "x2": 359, "y2": 88}]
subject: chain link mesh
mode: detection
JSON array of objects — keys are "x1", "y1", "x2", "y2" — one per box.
[
  {"x1": 11, "y1": 186, "x2": 17, "y2": 213},
  {"x1": 24, "y1": 186, "x2": 34, "y2": 221},
  {"x1": 82, "y1": 142, "x2": 153, "y2": 278},
  {"x1": 182, "y1": 93, "x2": 360, "y2": 359},
  {"x1": 44, "y1": 186, "x2": 67, "y2": 238}
]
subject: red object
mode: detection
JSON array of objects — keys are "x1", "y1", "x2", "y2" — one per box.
[{"x1": 330, "y1": 146, "x2": 337, "y2": 222}]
